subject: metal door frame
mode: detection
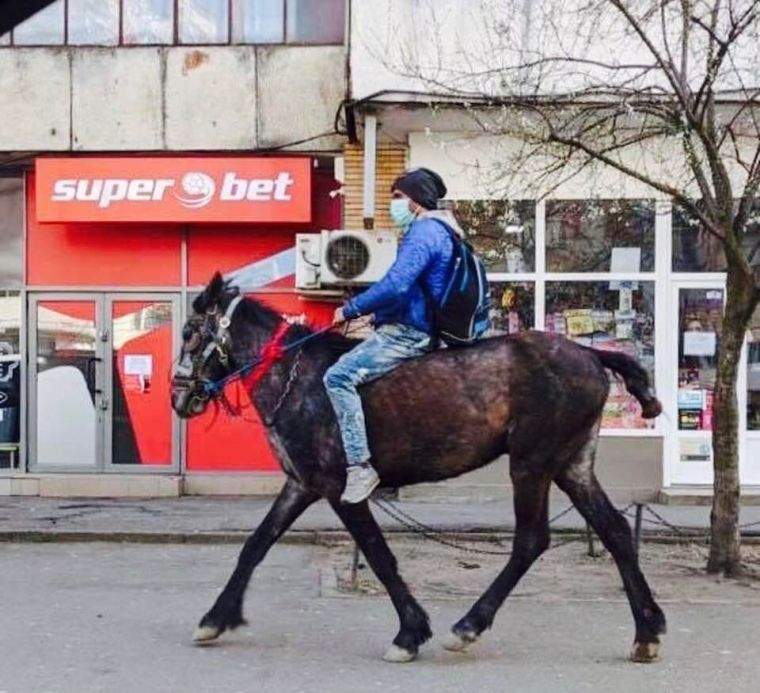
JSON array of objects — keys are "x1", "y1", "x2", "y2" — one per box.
[
  {"x1": 27, "y1": 291, "x2": 181, "y2": 473},
  {"x1": 27, "y1": 292, "x2": 105, "y2": 472},
  {"x1": 103, "y1": 293, "x2": 181, "y2": 473}
]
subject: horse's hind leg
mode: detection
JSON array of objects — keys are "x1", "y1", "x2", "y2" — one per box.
[
  {"x1": 555, "y1": 436, "x2": 666, "y2": 663},
  {"x1": 331, "y1": 500, "x2": 432, "y2": 663},
  {"x1": 444, "y1": 468, "x2": 552, "y2": 652},
  {"x1": 194, "y1": 479, "x2": 318, "y2": 643}
]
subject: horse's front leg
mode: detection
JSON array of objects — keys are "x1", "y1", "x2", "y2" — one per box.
[
  {"x1": 331, "y1": 500, "x2": 432, "y2": 663},
  {"x1": 194, "y1": 479, "x2": 318, "y2": 643}
]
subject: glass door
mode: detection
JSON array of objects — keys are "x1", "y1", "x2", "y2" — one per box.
[
  {"x1": 28, "y1": 294, "x2": 104, "y2": 469},
  {"x1": 105, "y1": 295, "x2": 179, "y2": 470},
  {"x1": 669, "y1": 282, "x2": 725, "y2": 485}
]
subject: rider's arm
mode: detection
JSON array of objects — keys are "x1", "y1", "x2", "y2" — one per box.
[{"x1": 342, "y1": 220, "x2": 436, "y2": 319}]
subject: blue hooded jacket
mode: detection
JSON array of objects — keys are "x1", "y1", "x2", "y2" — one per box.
[{"x1": 342, "y1": 216, "x2": 456, "y2": 334}]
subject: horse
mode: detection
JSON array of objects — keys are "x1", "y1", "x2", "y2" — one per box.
[{"x1": 171, "y1": 272, "x2": 666, "y2": 664}]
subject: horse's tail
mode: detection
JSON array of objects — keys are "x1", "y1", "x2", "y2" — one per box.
[{"x1": 584, "y1": 347, "x2": 662, "y2": 419}]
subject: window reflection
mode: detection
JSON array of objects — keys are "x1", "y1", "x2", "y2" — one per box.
[
  {"x1": 123, "y1": 0, "x2": 174, "y2": 44},
  {"x1": 286, "y1": 0, "x2": 345, "y2": 43},
  {"x1": 12, "y1": 0, "x2": 65, "y2": 45},
  {"x1": 546, "y1": 199, "x2": 655, "y2": 272},
  {"x1": 68, "y1": 0, "x2": 119, "y2": 45},
  {"x1": 672, "y1": 200, "x2": 760, "y2": 273},
  {"x1": 179, "y1": 0, "x2": 230, "y2": 44},
  {"x1": 232, "y1": 0, "x2": 284, "y2": 43},
  {"x1": 444, "y1": 199, "x2": 535, "y2": 272},
  {"x1": 0, "y1": 291, "x2": 21, "y2": 464}
]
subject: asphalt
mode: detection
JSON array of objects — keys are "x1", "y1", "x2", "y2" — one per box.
[
  {"x1": 2, "y1": 495, "x2": 760, "y2": 543},
  {"x1": 1, "y1": 542, "x2": 759, "y2": 693}
]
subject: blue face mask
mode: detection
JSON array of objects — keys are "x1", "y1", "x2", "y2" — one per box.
[{"x1": 389, "y1": 198, "x2": 416, "y2": 229}]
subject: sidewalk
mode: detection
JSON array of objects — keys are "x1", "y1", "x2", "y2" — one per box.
[{"x1": 2, "y1": 495, "x2": 760, "y2": 543}]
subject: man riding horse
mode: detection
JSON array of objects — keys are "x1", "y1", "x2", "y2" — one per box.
[{"x1": 325, "y1": 167, "x2": 460, "y2": 503}]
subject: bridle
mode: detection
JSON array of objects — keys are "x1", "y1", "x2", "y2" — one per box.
[{"x1": 174, "y1": 294, "x2": 342, "y2": 425}]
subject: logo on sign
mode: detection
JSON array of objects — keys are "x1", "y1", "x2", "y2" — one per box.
[{"x1": 175, "y1": 172, "x2": 216, "y2": 208}]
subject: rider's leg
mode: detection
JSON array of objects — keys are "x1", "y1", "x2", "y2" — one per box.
[{"x1": 323, "y1": 324, "x2": 431, "y2": 503}]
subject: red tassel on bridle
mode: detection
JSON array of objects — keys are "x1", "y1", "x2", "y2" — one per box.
[{"x1": 242, "y1": 321, "x2": 291, "y2": 390}]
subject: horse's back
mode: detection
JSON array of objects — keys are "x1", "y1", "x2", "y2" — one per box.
[{"x1": 362, "y1": 331, "x2": 608, "y2": 487}]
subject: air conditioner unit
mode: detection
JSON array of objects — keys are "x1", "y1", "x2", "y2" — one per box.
[{"x1": 295, "y1": 230, "x2": 397, "y2": 289}]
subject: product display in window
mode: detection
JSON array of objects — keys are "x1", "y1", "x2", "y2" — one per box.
[
  {"x1": 546, "y1": 282, "x2": 655, "y2": 429},
  {"x1": 677, "y1": 288, "x2": 723, "y2": 431},
  {"x1": 747, "y1": 306, "x2": 760, "y2": 431},
  {"x1": 488, "y1": 282, "x2": 534, "y2": 335},
  {"x1": 545, "y1": 199, "x2": 655, "y2": 272},
  {"x1": 673, "y1": 200, "x2": 760, "y2": 272},
  {"x1": 443, "y1": 200, "x2": 535, "y2": 272}
]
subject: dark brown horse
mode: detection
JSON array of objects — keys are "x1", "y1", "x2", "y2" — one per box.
[{"x1": 171, "y1": 273, "x2": 665, "y2": 664}]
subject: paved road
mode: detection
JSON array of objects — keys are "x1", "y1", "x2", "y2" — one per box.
[{"x1": 1, "y1": 542, "x2": 759, "y2": 692}]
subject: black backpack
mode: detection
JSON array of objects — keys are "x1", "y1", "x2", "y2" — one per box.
[{"x1": 424, "y1": 219, "x2": 491, "y2": 346}]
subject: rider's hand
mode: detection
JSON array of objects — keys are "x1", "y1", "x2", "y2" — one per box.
[{"x1": 333, "y1": 306, "x2": 345, "y2": 325}]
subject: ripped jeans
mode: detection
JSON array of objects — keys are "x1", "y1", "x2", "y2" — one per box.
[{"x1": 323, "y1": 323, "x2": 433, "y2": 466}]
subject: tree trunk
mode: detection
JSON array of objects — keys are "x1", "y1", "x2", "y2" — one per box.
[{"x1": 708, "y1": 266, "x2": 755, "y2": 576}]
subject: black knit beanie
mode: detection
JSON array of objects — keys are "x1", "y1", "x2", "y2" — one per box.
[{"x1": 391, "y1": 168, "x2": 447, "y2": 210}]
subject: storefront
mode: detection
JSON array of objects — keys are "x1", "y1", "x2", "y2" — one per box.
[
  {"x1": 405, "y1": 132, "x2": 760, "y2": 491},
  {"x1": 1, "y1": 154, "x2": 340, "y2": 483}
]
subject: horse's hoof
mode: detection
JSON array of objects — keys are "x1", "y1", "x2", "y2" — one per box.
[
  {"x1": 442, "y1": 630, "x2": 478, "y2": 652},
  {"x1": 193, "y1": 624, "x2": 222, "y2": 644},
  {"x1": 383, "y1": 644, "x2": 417, "y2": 663},
  {"x1": 630, "y1": 641, "x2": 660, "y2": 663}
]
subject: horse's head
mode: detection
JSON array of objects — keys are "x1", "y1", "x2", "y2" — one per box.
[{"x1": 171, "y1": 272, "x2": 243, "y2": 419}]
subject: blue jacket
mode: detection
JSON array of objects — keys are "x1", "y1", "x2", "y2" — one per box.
[{"x1": 342, "y1": 217, "x2": 455, "y2": 334}]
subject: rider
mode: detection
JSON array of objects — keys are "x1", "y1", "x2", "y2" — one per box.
[{"x1": 324, "y1": 167, "x2": 460, "y2": 503}]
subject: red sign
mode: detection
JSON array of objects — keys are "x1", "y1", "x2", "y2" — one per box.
[{"x1": 35, "y1": 157, "x2": 312, "y2": 223}]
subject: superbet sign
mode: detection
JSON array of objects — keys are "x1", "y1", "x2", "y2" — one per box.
[{"x1": 35, "y1": 157, "x2": 312, "y2": 223}]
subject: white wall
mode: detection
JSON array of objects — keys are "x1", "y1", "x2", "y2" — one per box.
[{"x1": 0, "y1": 46, "x2": 346, "y2": 152}]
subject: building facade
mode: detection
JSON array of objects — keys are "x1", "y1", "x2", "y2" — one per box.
[
  {"x1": 2, "y1": 0, "x2": 758, "y2": 500},
  {"x1": 0, "y1": 0, "x2": 348, "y2": 495}
]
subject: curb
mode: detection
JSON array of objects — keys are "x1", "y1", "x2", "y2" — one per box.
[{"x1": 1, "y1": 527, "x2": 759, "y2": 545}]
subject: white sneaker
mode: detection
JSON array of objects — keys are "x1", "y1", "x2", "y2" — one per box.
[{"x1": 341, "y1": 464, "x2": 380, "y2": 504}]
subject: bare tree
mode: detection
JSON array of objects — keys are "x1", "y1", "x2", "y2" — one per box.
[{"x1": 371, "y1": 0, "x2": 760, "y2": 575}]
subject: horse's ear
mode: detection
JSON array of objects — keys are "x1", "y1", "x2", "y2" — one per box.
[{"x1": 208, "y1": 271, "x2": 225, "y2": 299}]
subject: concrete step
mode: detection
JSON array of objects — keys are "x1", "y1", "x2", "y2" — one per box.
[{"x1": 658, "y1": 486, "x2": 760, "y2": 506}]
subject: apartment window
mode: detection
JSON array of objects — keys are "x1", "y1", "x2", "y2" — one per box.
[
  {"x1": 1, "y1": 1, "x2": 344, "y2": 46},
  {"x1": 232, "y1": 0, "x2": 284, "y2": 43},
  {"x1": 123, "y1": 0, "x2": 174, "y2": 44},
  {"x1": 12, "y1": 0, "x2": 65, "y2": 45},
  {"x1": 68, "y1": 0, "x2": 120, "y2": 45},
  {"x1": 286, "y1": 0, "x2": 345, "y2": 43},
  {"x1": 179, "y1": 0, "x2": 230, "y2": 44}
]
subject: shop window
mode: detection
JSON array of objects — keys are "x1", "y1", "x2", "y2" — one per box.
[
  {"x1": 0, "y1": 178, "x2": 23, "y2": 287},
  {"x1": 677, "y1": 288, "x2": 723, "y2": 431},
  {"x1": 179, "y1": 0, "x2": 230, "y2": 44},
  {"x1": 546, "y1": 199, "x2": 655, "y2": 273},
  {"x1": 672, "y1": 200, "x2": 760, "y2": 272},
  {"x1": 12, "y1": 0, "x2": 65, "y2": 45},
  {"x1": 0, "y1": 291, "x2": 21, "y2": 468},
  {"x1": 232, "y1": 0, "x2": 284, "y2": 43},
  {"x1": 68, "y1": 0, "x2": 119, "y2": 45},
  {"x1": 444, "y1": 200, "x2": 535, "y2": 273},
  {"x1": 286, "y1": 0, "x2": 345, "y2": 43},
  {"x1": 748, "y1": 305, "x2": 760, "y2": 431},
  {"x1": 123, "y1": 0, "x2": 175, "y2": 44},
  {"x1": 545, "y1": 281, "x2": 656, "y2": 429},
  {"x1": 488, "y1": 282, "x2": 534, "y2": 335}
]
